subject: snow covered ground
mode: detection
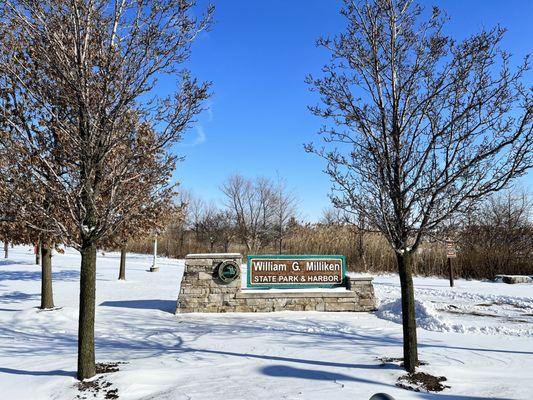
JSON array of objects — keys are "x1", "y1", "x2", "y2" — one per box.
[{"x1": 1, "y1": 246, "x2": 532, "y2": 400}]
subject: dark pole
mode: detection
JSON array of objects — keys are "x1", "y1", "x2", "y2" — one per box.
[
  {"x1": 35, "y1": 241, "x2": 41, "y2": 265},
  {"x1": 118, "y1": 246, "x2": 126, "y2": 280},
  {"x1": 448, "y1": 257, "x2": 454, "y2": 287}
]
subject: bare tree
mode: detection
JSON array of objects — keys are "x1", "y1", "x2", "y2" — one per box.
[
  {"x1": 460, "y1": 189, "x2": 532, "y2": 275},
  {"x1": 273, "y1": 175, "x2": 298, "y2": 253},
  {"x1": 167, "y1": 190, "x2": 192, "y2": 256},
  {"x1": 307, "y1": 0, "x2": 532, "y2": 372},
  {"x1": 188, "y1": 195, "x2": 207, "y2": 241},
  {"x1": 256, "y1": 177, "x2": 277, "y2": 248},
  {"x1": 0, "y1": 0, "x2": 212, "y2": 380},
  {"x1": 217, "y1": 210, "x2": 235, "y2": 252},
  {"x1": 197, "y1": 204, "x2": 235, "y2": 252},
  {"x1": 221, "y1": 174, "x2": 277, "y2": 252}
]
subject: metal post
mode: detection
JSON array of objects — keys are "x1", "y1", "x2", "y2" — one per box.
[
  {"x1": 448, "y1": 257, "x2": 454, "y2": 287},
  {"x1": 149, "y1": 237, "x2": 159, "y2": 272}
]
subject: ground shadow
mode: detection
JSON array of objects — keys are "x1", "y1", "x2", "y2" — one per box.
[
  {"x1": 99, "y1": 299, "x2": 176, "y2": 313},
  {"x1": 0, "y1": 367, "x2": 75, "y2": 377},
  {"x1": 260, "y1": 365, "x2": 512, "y2": 399},
  {"x1": 0, "y1": 259, "x2": 35, "y2": 267},
  {"x1": 0, "y1": 269, "x2": 79, "y2": 282},
  {"x1": 261, "y1": 364, "x2": 381, "y2": 384},
  {"x1": 420, "y1": 342, "x2": 533, "y2": 356},
  {"x1": 0, "y1": 291, "x2": 40, "y2": 303},
  {"x1": 187, "y1": 348, "x2": 400, "y2": 371}
]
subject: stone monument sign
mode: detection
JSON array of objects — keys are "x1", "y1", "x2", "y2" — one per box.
[{"x1": 176, "y1": 253, "x2": 375, "y2": 313}]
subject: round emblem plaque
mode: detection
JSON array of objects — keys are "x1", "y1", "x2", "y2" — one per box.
[{"x1": 217, "y1": 260, "x2": 240, "y2": 284}]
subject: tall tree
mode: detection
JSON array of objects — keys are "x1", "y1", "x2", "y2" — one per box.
[
  {"x1": 307, "y1": 0, "x2": 532, "y2": 372},
  {"x1": 0, "y1": 0, "x2": 212, "y2": 380}
]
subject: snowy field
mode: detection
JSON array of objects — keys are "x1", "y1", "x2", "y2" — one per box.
[{"x1": 1, "y1": 246, "x2": 532, "y2": 400}]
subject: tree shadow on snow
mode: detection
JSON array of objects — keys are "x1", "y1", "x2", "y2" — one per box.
[
  {"x1": 260, "y1": 365, "x2": 513, "y2": 399},
  {"x1": 420, "y1": 342, "x2": 533, "y2": 356},
  {"x1": 0, "y1": 269, "x2": 79, "y2": 282},
  {"x1": 186, "y1": 348, "x2": 400, "y2": 371},
  {"x1": 0, "y1": 291, "x2": 40, "y2": 303},
  {"x1": 0, "y1": 259, "x2": 36, "y2": 267},
  {"x1": 99, "y1": 299, "x2": 176, "y2": 313},
  {"x1": 0, "y1": 367, "x2": 75, "y2": 377},
  {"x1": 261, "y1": 364, "x2": 380, "y2": 383}
]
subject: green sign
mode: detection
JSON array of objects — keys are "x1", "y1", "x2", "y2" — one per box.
[{"x1": 247, "y1": 255, "x2": 346, "y2": 289}]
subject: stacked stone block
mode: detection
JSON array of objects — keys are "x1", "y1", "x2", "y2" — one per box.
[
  {"x1": 176, "y1": 253, "x2": 243, "y2": 313},
  {"x1": 347, "y1": 276, "x2": 377, "y2": 310}
]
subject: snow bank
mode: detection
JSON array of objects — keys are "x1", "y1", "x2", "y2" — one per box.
[
  {"x1": 376, "y1": 298, "x2": 450, "y2": 332},
  {"x1": 376, "y1": 297, "x2": 533, "y2": 337}
]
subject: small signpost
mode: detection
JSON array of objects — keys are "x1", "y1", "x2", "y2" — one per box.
[
  {"x1": 445, "y1": 240, "x2": 456, "y2": 287},
  {"x1": 149, "y1": 236, "x2": 159, "y2": 272},
  {"x1": 247, "y1": 255, "x2": 346, "y2": 289}
]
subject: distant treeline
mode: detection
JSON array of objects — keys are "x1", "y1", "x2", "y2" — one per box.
[{"x1": 128, "y1": 185, "x2": 533, "y2": 280}]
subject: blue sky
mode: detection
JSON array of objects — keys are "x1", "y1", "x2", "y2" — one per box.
[{"x1": 167, "y1": 0, "x2": 532, "y2": 221}]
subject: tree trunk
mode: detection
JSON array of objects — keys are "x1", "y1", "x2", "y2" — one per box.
[
  {"x1": 179, "y1": 233, "x2": 184, "y2": 257},
  {"x1": 118, "y1": 246, "x2": 126, "y2": 280},
  {"x1": 397, "y1": 251, "x2": 419, "y2": 373},
  {"x1": 40, "y1": 245, "x2": 54, "y2": 309},
  {"x1": 77, "y1": 242, "x2": 97, "y2": 380},
  {"x1": 4, "y1": 241, "x2": 8, "y2": 258},
  {"x1": 35, "y1": 243, "x2": 41, "y2": 265}
]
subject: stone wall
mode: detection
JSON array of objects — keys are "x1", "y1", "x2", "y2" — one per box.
[
  {"x1": 176, "y1": 253, "x2": 376, "y2": 313},
  {"x1": 177, "y1": 253, "x2": 243, "y2": 313}
]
